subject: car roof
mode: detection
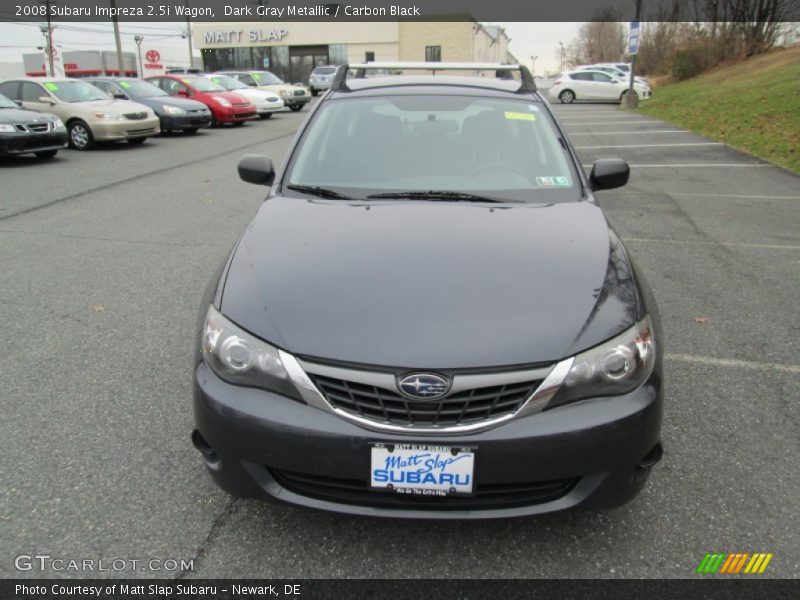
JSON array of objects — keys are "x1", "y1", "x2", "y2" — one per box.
[{"x1": 327, "y1": 75, "x2": 539, "y2": 100}]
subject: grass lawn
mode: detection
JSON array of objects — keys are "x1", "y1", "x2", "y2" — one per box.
[{"x1": 634, "y1": 46, "x2": 800, "y2": 173}]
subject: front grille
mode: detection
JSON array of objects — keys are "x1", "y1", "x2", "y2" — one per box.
[
  {"x1": 124, "y1": 112, "x2": 148, "y2": 120},
  {"x1": 27, "y1": 123, "x2": 50, "y2": 133},
  {"x1": 270, "y1": 468, "x2": 578, "y2": 510},
  {"x1": 233, "y1": 102, "x2": 251, "y2": 107},
  {"x1": 309, "y1": 375, "x2": 542, "y2": 427},
  {"x1": 293, "y1": 89, "x2": 306, "y2": 96}
]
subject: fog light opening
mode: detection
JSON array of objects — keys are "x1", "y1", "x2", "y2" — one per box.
[
  {"x1": 634, "y1": 442, "x2": 663, "y2": 482},
  {"x1": 191, "y1": 429, "x2": 221, "y2": 471}
]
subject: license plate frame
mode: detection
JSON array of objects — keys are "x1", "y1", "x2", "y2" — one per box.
[{"x1": 369, "y1": 443, "x2": 476, "y2": 497}]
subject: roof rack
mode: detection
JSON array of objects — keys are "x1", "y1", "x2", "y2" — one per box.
[{"x1": 330, "y1": 61, "x2": 537, "y2": 94}]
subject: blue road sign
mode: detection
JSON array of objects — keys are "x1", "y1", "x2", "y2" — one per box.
[{"x1": 629, "y1": 21, "x2": 640, "y2": 55}]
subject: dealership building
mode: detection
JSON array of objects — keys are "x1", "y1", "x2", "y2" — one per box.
[{"x1": 194, "y1": 21, "x2": 516, "y2": 84}]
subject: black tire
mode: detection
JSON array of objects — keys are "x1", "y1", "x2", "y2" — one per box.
[
  {"x1": 183, "y1": 127, "x2": 199, "y2": 134},
  {"x1": 35, "y1": 149, "x2": 58, "y2": 159},
  {"x1": 68, "y1": 120, "x2": 94, "y2": 150},
  {"x1": 558, "y1": 89, "x2": 576, "y2": 104},
  {"x1": 127, "y1": 137, "x2": 147, "y2": 145},
  {"x1": 311, "y1": 89, "x2": 319, "y2": 97},
  {"x1": 259, "y1": 114, "x2": 273, "y2": 120},
  {"x1": 232, "y1": 121, "x2": 245, "y2": 127},
  {"x1": 289, "y1": 105, "x2": 303, "y2": 112}
]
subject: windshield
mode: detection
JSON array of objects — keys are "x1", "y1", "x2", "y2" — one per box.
[
  {"x1": 286, "y1": 95, "x2": 579, "y2": 202},
  {"x1": 313, "y1": 67, "x2": 337, "y2": 75},
  {"x1": 46, "y1": 81, "x2": 109, "y2": 103},
  {"x1": 252, "y1": 71, "x2": 283, "y2": 85},
  {"x1": 0, "y1": 93, "x2": 17, "y2": 108},
  {"x1": 183, "y1": 77, "x2": 225, "y2": 92},
  {"x1": 118, "y1": 79, "x2": 167, "y2": 98},
  {"x1": 208, "y1": 75, "x2": 248, "y2": 90}
]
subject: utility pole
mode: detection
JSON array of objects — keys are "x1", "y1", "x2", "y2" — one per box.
[
  {"x1": 558, "y1": 42, "x2": 564, "y2": 72},
  {"x1": 38, "y1": 0, "x2": 56, "y2": 76},
  {"x1": 530, "y1": 55, "x2": 538, "y2": 77},
  {"x1": 134, "y1": 35, "x2": 144, "y2": 77},
  {"x1": 626, "y1": 0, "x2": 643, "y2": 108},
  {"x1": 185, "y1": 1, "x2": 194, "y2": 69},
  {"x1": 110, "y1": 0, "x2": 125, "y2": 76}
]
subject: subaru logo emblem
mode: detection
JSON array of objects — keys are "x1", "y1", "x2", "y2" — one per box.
[{"x1": 397, "y1": 373, "x2": 450, "y2": 399}]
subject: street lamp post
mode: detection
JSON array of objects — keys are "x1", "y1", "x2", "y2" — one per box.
[
  {"x1": 558, "y1": 42, "x2": 564, "y2": 73},
  {"x1": 37, "y1": 0, "x2": 56, "y2": 76},
  {"x1": 134, "y1": 35, "x2": 144, "y2": 77},
  {"x1": 530, "y1": 55, "x2": 538, "y2": 77},
  {"x1": 109, "y1": 0, "x2": 126, "y2": 76}
]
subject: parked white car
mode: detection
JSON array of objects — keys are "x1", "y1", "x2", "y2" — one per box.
[
  {"x1": 576, "y1": 64, "x2": 648, "y2": 85},
  {"x1": 202, "y1": 74, "x2": 284, "y2": 119},
  {"x1": 548, "y1": 70, "x2": 651, "y2": 104}
]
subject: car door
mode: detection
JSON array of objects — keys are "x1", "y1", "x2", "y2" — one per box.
[
  {"x1": 20, "y1": 81, "x2": 63, "y2": 117},
  {"x1": 590, "y1": 72, "x2": 618, "y2": 100},
  {"x1": 568, "y1": 72, "x2": 593, "y2": 99}
]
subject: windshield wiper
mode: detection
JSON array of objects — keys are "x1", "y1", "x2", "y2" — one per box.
[
  {"x1": 366, "y1": 190, "x2": 509, "y2": 203},
  {"x1": 286, "y1": 184, "x2": 352, "y2": 200}
]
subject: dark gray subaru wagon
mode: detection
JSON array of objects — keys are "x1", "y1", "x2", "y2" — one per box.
[{"x1": 192, "y1": 63, "x2": 663, "y2": 519}]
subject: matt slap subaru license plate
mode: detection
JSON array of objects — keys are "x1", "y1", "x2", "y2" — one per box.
[{"x1": 370, "y1": 444, "x2": 475, "y2": 496}]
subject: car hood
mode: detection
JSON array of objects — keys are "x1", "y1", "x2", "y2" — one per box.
[
  {"x1": 220, "y1": 197, "x2": 640, "y2": 369},
  {"x1": 235, "y1": 88, "x2": 281, "y2": 101},
  {"x1": 206, "y1": 91, "x2": 251, "y2": 104},
  {"x1": 0, "y1": 107, "x2": 56, "y2": 124}
]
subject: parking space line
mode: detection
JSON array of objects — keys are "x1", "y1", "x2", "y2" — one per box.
[
  {"x1": 564, "y1": 120, "x2": 665, "y2": 125},
  {"x1": 614, "y1": 191, "x2": 800, "y2": 200},
  {"x1": 582, "y1": 163, "x2": 772, "y2": 168},
  {"x1": 666, "y1": 354, "x2": 800, "y2": 374},
  {"x1": 575, "y1": 142, "x2": 723, "y2": 149},
  {"x1": 569, "y1": 130, "x2": 688, "y2": 136},
  {"x1": 623, "y1": 237, "x2": 800, "y2": 251}
]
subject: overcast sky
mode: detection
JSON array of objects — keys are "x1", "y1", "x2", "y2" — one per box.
[{"x1": 0, "y1": 21, "x2": 581, "y2": 74}]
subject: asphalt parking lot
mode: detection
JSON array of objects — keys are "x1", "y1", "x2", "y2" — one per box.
[{"x1": 1, "y1": 98, "x2": 798, "y2": 579}]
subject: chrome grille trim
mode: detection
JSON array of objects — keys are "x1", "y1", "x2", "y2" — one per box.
[{"x1": 281, "y1": 353, "x2": 571, "y2": 434}]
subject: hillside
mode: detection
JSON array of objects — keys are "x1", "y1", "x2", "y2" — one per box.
[{"x1": 636, "y1": 46, "x2": 800, "y2": 173}]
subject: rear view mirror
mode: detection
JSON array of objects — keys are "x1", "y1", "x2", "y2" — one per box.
[
  {"x1": 589, "y1": 158, "x2": 630, "y2": 191},
  {"x1": 238, "y1": 154, "x2": 275, "y2": 186},
  {"x1": 38, "y1": 96, "x2": 56, "y2": 105}
]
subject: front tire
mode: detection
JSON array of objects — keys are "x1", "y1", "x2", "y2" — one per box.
[
  {"x1": 289, "y1": 105, "x2": 303, "y2": 112},
  {"x1": 259, "y1": 114, "x2": 273, "y2": 120},
  {"x1": 35, "y1": 149, "x2": 58, "y2": 159},
  {"x1": 558, "y1": 89, "x2": 576, "y2": 104},
  {"x1": 68, "y1": 120, "x2": 94, "y2": 150},
  {"x1": 311, "y1": 89, "x2": 318, "y2": 97}
]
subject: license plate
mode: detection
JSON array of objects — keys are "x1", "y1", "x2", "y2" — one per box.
[{"x1": 370, "y1": 444, "x2": 475, "y2": 496}]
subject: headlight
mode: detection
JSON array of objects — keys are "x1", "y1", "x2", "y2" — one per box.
[
  {"x1": 163, "y1": 105, "x2": 187, "y2": 115},
  {"x1": 51, "y1": 118, "x2": 65, "y2": 129},
  {"x1": 0, "y1": 123, "x2": 17, "y2": 133},
  {"x1": 201, "y1": 306, "x2": 302, "y2": 401},
  {"x1": 212, "y1": 96, "x2": 231, "y2": 107},
  {"x1": 279, "y1": 90, "x2": 291, "y2": 97},
  {"x1": 547, "y1": 316, "x2": 656, "y2": 409},
  {"x1": 93, "y1": 111, "x2": 121, "y2": 120}
]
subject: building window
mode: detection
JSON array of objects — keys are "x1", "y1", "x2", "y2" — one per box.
[
  {"x1": 425, "y1": 46, "x2": 441, "y2": 62},
  {"x1": 365, "y1": 51, "x2": 375, "y2": 63}
]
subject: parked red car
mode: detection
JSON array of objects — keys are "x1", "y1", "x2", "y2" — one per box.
[{"x1": 145, "y1": 75, "x2": 256, "y2": 126}]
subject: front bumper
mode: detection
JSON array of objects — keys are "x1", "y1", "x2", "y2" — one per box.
[
  {"x1": 160, "y1": 112, "x2": 212, "y2": 131},
  {"x1": 92, "y1": 117, "x2": 160, "y2": 141},
  {"x1": 0, "y1": 130, "x2": 68, "y2": 155},
  {"x1": 309, "y1": 81, "x2": 332, "y2": 91},
  {"x1": 215, "y1": 106, "x2": 258, "y2": 123},
  {"x1": 255, "y1": 100, "x2": 285, "y2": 114},
  {"x1": 281, "y1": 94, "x2": 311, "y2": 107},
  {"x1": 193, "y1": 362, "x2": 663, "y2": 519}
]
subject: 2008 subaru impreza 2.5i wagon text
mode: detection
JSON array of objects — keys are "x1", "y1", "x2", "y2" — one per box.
[{"x1": 191, "y1": 62, "x2": 664, "y2": 519}]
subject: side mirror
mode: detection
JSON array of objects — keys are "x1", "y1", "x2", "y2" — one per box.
[
  {"x1": 176, "y1": 89, "x2": 189, "y2": 97},
  {"x1": 238, "y1": 154, "x2": 275, "y2": 186},
  {"x1": 38, "y1": 96, "x2": 56, "y2": 105},
  {"x1": 113, "y1": 92, "x2": 128, "y2": 100},
  {"x1": 589, "y1": 158, "x2": 630, "y2": 191}
]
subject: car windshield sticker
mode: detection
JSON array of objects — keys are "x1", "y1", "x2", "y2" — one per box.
[
  {"x1": 211, "y1": 77, "x2": 221, "y2": 84},
  {"x1": 536, "y1": 176, "x2": 570, "y2": 187},
  {"x1": 253, "y1": 73, "x2": 262, "y2": 81},
  {"x1": 44, "y1": 83, "x2": 58, "y2": 91},
  {"x1": 505, "y1": 111, "x2": 536, "y2": 121},
  {"x1": 119, "y1": 81, "x2": 131, "y2": 89}
]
